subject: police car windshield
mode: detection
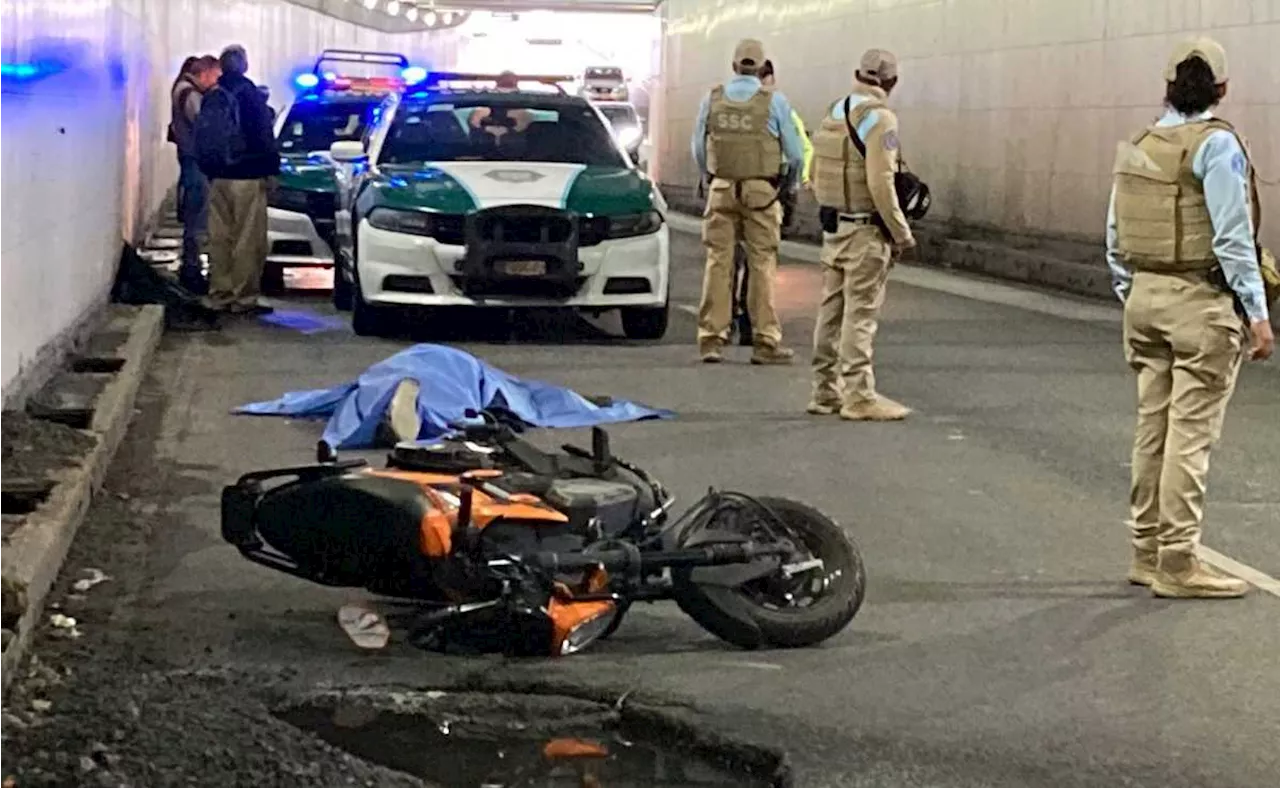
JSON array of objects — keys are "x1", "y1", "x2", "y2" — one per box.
[
  {"x1": 597, "y1": 104, "x2": 638, "y2": 127},
  {"x1": 277, "y1": 100, "x2": 375, "y2": 154},
  {"x1": 379, "y1": 97, "x2": 627, "y2": 167}
]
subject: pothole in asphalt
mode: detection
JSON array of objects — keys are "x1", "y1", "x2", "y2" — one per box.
[{"x1": 276, "y1": 690, "x2": 780, "y2": 787}]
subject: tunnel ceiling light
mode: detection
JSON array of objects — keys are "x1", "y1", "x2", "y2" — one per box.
[
  {"x1": 386, "y1": 0, "x2": 400, "y2": 13},
  {"x1": 440, "y1": 11, "x2": 454, "y2": 25},
  {"x1": 362, "y1": 0, "x2": 378, "y2": 9},
  {"x1": 405, "y1": 6, "x2": 418, "y2": 21},
  {"x1": 423, "y1": 11, "x2": 437, "y2": 25}
]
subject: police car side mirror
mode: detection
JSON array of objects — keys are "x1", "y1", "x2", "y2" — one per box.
[{"x1": 330, "y1": 141, "x2": 367, "y2": 164}]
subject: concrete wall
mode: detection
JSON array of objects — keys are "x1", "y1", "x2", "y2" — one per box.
[
  {"x1": 0, "y1": 0, "x2": 463, "y2": 399},
  {"x1": 657, "y1": 0, "x2": 1279, "y2": 247}
]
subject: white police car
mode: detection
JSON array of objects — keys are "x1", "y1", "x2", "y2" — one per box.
[{"x1": 328, "y1": 72, "x2": 670, "y2": 340}]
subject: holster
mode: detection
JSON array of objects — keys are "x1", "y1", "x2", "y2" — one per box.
[{"x1": 1207, "y1": 265, "x2": 1248, "y2": 320}]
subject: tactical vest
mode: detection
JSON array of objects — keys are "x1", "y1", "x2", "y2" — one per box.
[
  {"x1": 812, "y1": 96, "x2": 884, "y2": 212},
  {"x1": 705, "y1": 84, "x2": 781, "y2": 181},
  {"x1": 1112, "y1": 119, "x2": 1255, "y2": 272}
]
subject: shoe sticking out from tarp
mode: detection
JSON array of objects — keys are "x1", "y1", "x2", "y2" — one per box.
[{"x1": 375, "y1": 378, "x2": 424, "y2": 446}]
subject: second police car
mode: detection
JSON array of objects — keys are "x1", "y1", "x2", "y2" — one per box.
[
  {"x1": 264, "y1": 50, "x2": 419, "y2": 293},
  {"x1": 327, "y1": 72, "x2": 671, "y2": 340}
]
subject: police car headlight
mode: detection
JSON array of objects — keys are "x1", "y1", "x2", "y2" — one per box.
[
  {"x1": 268, "y1": 187, "x2": 312, "y2": 214},
  {"x1": 367, "y1": 207, "x2": 434, "y2": 236},
  {"x1": 615, "y1": 126, "x2": 642, "y2": 149},
  {"x1": 606, "y1": 210, "x2": 663, "y2": 239}
]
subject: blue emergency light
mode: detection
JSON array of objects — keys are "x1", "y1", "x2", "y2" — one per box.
[{"x1": 290, "y1": 50, "x2": 434, "y2": 99}]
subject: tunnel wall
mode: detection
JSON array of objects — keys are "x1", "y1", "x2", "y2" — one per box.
[
  {"x1": 657, "y1": 0, "x2": 1279, "y2": 250},
  {"x1": 0, "y1": 0, "x2": 462, "y2": 401}
]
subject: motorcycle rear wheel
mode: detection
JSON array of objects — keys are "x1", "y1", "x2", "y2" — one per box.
[{"x1": 672, "y1": 496, "x2": 865, "y2": 650}]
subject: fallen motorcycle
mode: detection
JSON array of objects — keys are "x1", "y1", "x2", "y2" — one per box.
[{"x1": 220, "y1": 411, "x2": 866, "y2": 656}]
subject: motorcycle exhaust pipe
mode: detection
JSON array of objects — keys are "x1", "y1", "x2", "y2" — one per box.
[{"x1": 531, "y1": 542, "x2": 789, "y2": 574}]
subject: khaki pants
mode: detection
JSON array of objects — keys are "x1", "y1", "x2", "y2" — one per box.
[
  {"x1": 697, "y1": 179, "x2": 783, "y2": 350},
  {"x1": 1124, "y1": 271, "x2": 1245, "y2": 556},
  {"x1": 206, "y1": 178, "x2": 269, "y2": 309},
  {"x1": 811, "y1": 223, "x2": 893, "y2": 406}
]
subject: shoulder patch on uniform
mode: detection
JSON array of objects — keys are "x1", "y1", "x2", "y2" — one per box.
[
  {"x1": 882, "y1": 130, "x2": 899, "y2": 151},
  {"x1": 1230, "y1": 152, "x2": 1247, "y2": 175}
]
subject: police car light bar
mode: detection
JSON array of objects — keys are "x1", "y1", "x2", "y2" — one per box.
[{"x1": 315, "y1": 49, "x2": 410, "y2": 71}]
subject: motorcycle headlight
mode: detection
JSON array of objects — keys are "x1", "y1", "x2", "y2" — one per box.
[
  {"x1": 367, "y1": 207, "x2": 434, "y2": 236},
  {"x1": 269, "y1": 187, "x2": 312, "y2": 214},
  {"x1": 552, "y1": 600, "x2": 619, "y2": 655},
  {"x1": 606, "y1": 210, "x2": 663, "y2": 239}
]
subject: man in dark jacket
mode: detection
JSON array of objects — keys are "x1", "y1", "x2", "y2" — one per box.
[
  {"x1": 200, "y1": 45, "x2": 279, "y2": 314},
  {"x1": 170, "y1": 55, "x2": 220, "y2": 294}
]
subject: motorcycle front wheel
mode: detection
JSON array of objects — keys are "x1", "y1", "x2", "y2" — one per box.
[{"x1": 672, "y1": 496, "x2": 865, "y2": 650}]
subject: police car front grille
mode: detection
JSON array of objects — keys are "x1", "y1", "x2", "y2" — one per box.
[
  {"x1": 474, "y1": 213, "x2": 575, "y2": 245},
  {"x1": 448, "y1": 275, "x2": 586, "y2": 299}
]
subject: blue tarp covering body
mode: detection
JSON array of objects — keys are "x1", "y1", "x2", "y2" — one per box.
[{"x1": 234, "y1": 343, "x2": 673, "y2": 450}]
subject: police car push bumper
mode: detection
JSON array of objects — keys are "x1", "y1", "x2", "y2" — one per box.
[
  {"x1": 356, "y1": 219, "x2": 669, "y2": 309},
  {"x1": 268, "y1": 207, "x2": 336, "y2": 266}
]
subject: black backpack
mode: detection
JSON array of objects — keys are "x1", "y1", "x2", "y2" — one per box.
[{"x1": 194, "y1": 85, "x2": 245, "y2": 176}]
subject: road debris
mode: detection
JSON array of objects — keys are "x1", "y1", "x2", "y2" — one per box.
[
  {"x1": 73, "y1": 568, "x2": 110, "y2": 593},
  {"x1": 337, "y1": 604, "x2": 390, "y2": 650}
]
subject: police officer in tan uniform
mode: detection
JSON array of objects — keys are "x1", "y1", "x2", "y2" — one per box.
[
  {"x1": 691, "y1": 39, "x2": 806, "y2": 364},
  {"x1": 807, "y1": 49, "x2": 915, "y2": 421},
  {"x1": 1107, "y1": 37, "x2": 1275, "y2": 599}
]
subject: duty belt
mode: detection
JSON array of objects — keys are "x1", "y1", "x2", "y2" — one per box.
[
  {"x1": 838, "y1": 212, "x2": 874, "y2": 225},
  {"x1": 705, "y1": 172, "x2": 783, "y2": 212}
]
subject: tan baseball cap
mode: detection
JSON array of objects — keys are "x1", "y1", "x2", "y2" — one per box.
[
  {"x1": 857, "y1": 48, "x2": 898, "y2": 84},
  {"x1": 733, "y1": 39, "x2": 766, "y2": 69},
  {"x1": 1164, "y1": 37, "x2": 1228, "y2": 84}
]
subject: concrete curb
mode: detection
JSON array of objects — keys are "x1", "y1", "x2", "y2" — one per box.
[{"x1": 1, "y1": 304, "x2": 165, "y2": 696}]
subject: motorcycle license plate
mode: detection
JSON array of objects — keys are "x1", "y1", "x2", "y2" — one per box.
[{"x1": 499, "y1": 259, "x2": 547, "y2": 276}]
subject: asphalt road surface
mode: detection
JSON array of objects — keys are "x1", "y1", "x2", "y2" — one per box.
[{"x1": 5, "y1": 229, "x2": 1278, "y2": 787}]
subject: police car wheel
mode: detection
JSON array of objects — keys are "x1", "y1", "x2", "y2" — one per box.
[
  {"x1": 260, "y1": 264, "x2": 285, "y2": 297},
  {"x1": 351, "y1": 280, "x2": 393, "y2": 337},
  {"x1": 620, "y1": 304, "x2": 668, "y2": 341}
]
